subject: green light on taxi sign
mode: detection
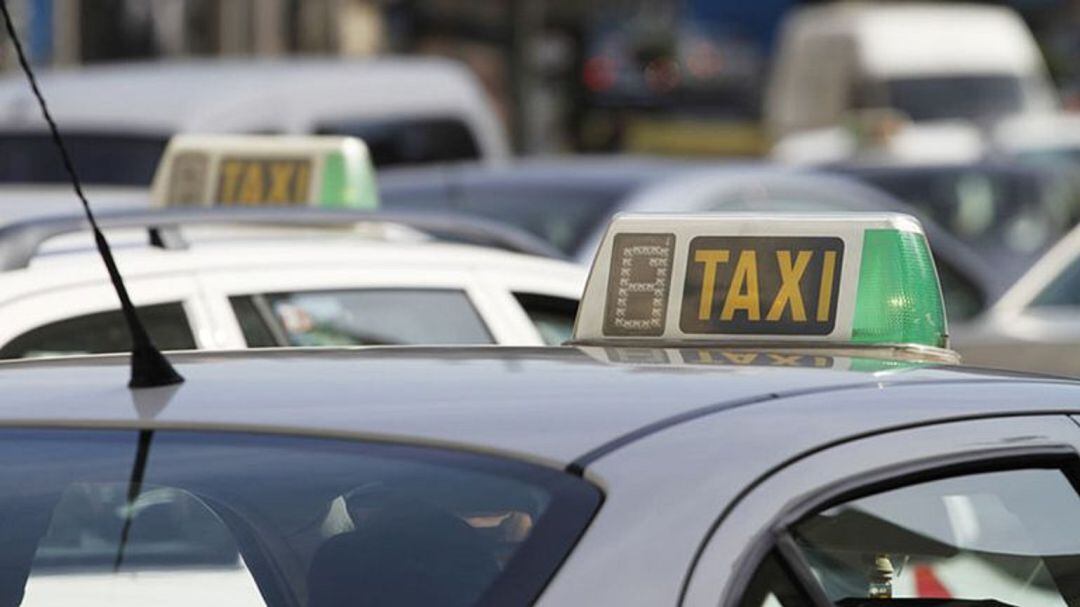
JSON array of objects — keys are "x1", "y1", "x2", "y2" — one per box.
[
  {"x1": 852, "y1": 229, "x2": 947, "y2": 349},
  {"x1": 572, "y1": 213, "x2": 954, "y2": 360},
  {"x1": 151, "y1": 135, "x2": 379, "y2": 209}
]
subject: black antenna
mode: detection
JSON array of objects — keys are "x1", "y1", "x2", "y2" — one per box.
[{"x1": 0, "y1": 1, "x2": 182, "y2": 388}]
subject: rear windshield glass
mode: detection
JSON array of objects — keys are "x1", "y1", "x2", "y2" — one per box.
[
  {"x1": 0, "y1": 132, "x2": 167, "y2": 185},
  {"x1": 315, "y1": 117, "x2": 481, "y2": 167},
  {"x1": 1, "y1": 429, "x2": 599, "y2": 607},
  {"x1": 883, "y1": 75, "x2": 1025, "y2": 123}
]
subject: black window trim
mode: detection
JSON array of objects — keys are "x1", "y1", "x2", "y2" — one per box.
[{"x1": 719, "y1": 444, "x2": 1080, "y2": 607}]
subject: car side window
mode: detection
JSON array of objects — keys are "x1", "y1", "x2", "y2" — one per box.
[
  {"x1": 778, "y1": 468, "x2": 1080, "y2": 606},
  {"x1": 738, "y1": 552, "x2": 811, "y2": 607},
  {"x1": 229, "y1": 289, "x2": 494, "y2": 347},
  {"x1": 0, "y1": 302, "x2": 196, "y2": 359},
  {"x1": 1032, "y1": 257, "x2": 1080, "y2": 307},
  {"x1": 0, "y1": 429, "x2": 600, "y2": 607},
  {"x1": 513, "y1": 293, "x2": 578, "y2": 346}
]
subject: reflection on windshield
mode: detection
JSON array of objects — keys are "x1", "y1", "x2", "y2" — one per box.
[
  {"x1": 0, "y1": 429, "x2": 597, "y2": 607},
  {"x1": 793, "y1": 469, "x2": 1080, "y2": 607}
]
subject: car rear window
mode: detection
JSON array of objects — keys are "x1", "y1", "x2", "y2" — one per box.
[
  {"x1": 2, "y1": 429, "x2": 600, "y2": 607},
  {"x1": 315, "y1": 116, "x2": 481, "y2": 167},
  {"x1": 0, "y1": 132, "x2": 167, "y2": 185},
  {"x1": 0, "y1": 302, "x2": 197, "y2": 359}
]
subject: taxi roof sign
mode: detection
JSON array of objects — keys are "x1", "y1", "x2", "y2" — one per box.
[
  {"x1": 572, "y1": 213, "x2": 953, "y2": 357},
  {"x1": 150, "y1": 135, "x2": 379, "y2": 209}
]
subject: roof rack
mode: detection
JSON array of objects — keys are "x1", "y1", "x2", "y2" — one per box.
[{"x1": 0, "y1": 207, "x2": 566, "y2": 271}]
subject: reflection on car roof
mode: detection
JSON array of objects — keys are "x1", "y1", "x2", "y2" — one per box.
[{"x1": 0, "y1": 347, "x2": 1070, "y2": 465}]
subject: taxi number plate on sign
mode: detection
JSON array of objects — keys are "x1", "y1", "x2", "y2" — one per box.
[
  {"x1": 215, "y1": 157, "x2": 313, "y2": 206},
  {"x1": 680, "y1": 236, "x2": 844, "y2": 335}
]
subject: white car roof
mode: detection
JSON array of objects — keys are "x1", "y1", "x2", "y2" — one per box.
[
  {"x1": 0, "y1": 229, "x2": 585, "y2": 299},
  {"x1": 989, "y1": 220, "x2": 1080, "y2": 315},
  {"x1": 0, "y1": 58, "x2": 508, "y2": 159},
  {"x1": 785, "y1": 3, "x2": 1044, "y2": 77}
]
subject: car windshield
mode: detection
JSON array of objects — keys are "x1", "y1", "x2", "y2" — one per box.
[
  {"x1": 883, "y1": 75, "x2": 1026, "y2": 123},
  {"x1": 315, "y1": 116, "x2": 481, "y2": 167},
  {"x1": 1, "y1": 429, "x2": 599, "y2": 607},
  {"x1": 0, "y1": 132, "x2": 167, "y2": 185}
]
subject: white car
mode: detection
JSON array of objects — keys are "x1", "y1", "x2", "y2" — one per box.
[
  {"x1": 0, "y1": 57, "x2": 508, "y2": 188},
  {"x1": 0, "y1": 210, "x2": 584, "y2": 358},
  {"x1": 955, "y1": 221, "x2": 1080, "y2": 376},
  {"x1": 766, "y1": 3, "x2": 1056, "y2": 141}
]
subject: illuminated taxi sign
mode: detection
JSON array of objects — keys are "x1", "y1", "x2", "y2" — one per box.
[
  {"x1": 151, "y1": 135, "x2": 378, "y2": 209},
  {"x1": 574, "y1": 213, "x2": 950, "y2": 351}
]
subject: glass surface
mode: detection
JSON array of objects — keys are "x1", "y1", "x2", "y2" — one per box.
[
  {"x1": 315, "y1": 117, "x2": 480, "y2": 167},
  {"x1": 0, "y1": 133, "x2": 166, "y2": 185},
  {"x1": 792, "y1": 468, "x2": 1080, "y2": 606},
  {"x1": 0, "y1": 303, "x2": 196, "y2": 359},
  {"x1": 0, "y1": 429, "x2": 598, "y2": 607},
  {"x1": 513, "y1": 293, "x2": 579, "y2": 346},
  {"x1": 738, "y1": 552, "x2": 810, "y2": 607},
  {"x1": 883, "y1": 75, "x2": 1025, "y2": 123},
  {"x1": 1032, "y1": 257, "x2": 1080, "y2": 308},
  {"x1": 230, "y1": 289, "x2": 493, "y2": 347}
]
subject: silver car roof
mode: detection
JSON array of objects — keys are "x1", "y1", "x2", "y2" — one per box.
[{"x1": 0, "y1": 347, "x2": 1069, "y2": 467}]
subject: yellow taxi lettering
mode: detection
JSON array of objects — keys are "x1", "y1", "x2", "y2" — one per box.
[
  {"x1": 268, "y1": 162, "x2": 297, "y2": 203},
  {"x1": 237, "y1": 163, "x2": 264, "y2": 204},
  {"x1": 294, "y1": 163, "x2": 311, "y2": 201},
  {"x1": 766, "y1": 250, "x2": 812, "y2": 322},
  {"x1": 767, "y1": 353, "x2": 802, "y2": 366},
  {"x1": 816, "y1": 250, "x2": 838, "y2": 322},
  {"x1": 219, "y1": 161, "x2": 244, "y2": 202},
  {"x1": 694, "y1": 250, "x2": 730, "y2": 320},
  {"x1": 720, "y1": 251, "x2": 760, "y2": 321},
  {"x1": 721, "y1": 352, "x2": 758, "y2": 365},
  {"x1": 692, "y1": 349, "x2": 716, "y2": 364}
]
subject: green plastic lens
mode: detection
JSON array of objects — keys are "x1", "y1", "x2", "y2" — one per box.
[
  {"x1": 319, "y1": 150, "x2": 379, "y2": 209},
  {"x1": 851, "y1": 229, "x2": 947, "y2": 348}
]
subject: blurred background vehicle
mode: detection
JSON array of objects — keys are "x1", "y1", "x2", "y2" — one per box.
[
  {"x1": 0, "y1": 209, "x2": 584, "y2": 358},
  {"x1": 0, "y1": 58, "x2": 508, "y2": 187},
  {"x1": 824, "y1": 160, "x2": 1080, "y2": 282},
  {"x1": 381, "y1": 158, "x2": 998, "y2": 321},
  {"x1": 994, "y1": 112, "x2": 1080, "y2": 167},
  {"x1": 955, "y1": 221, "x2": 1080, "y2": 377},
  {"x1": 0, "y1": 0, "x2": 1077, "y2": 376},
  {"x1": 767, "y1": 3, "x2": 1057, "y2": 141}
]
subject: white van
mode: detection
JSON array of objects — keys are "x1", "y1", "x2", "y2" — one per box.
[
  {"x1": 766, "y1": 3, "x2": 1057, "y2": 141},
  {"x1": 0, "y1": 57, "x2": 508, "y2": 187}
]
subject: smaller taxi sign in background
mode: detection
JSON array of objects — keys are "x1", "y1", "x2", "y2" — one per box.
[
  {"x1": 214, "y1": 157, "x2": 312, "y2": 206},
  {"x1": 680, "y1": 236, "x2": 844, "y2": 336},
  {"x1": 152, "y1": 135, "x2": 378, "y2": 209}
]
